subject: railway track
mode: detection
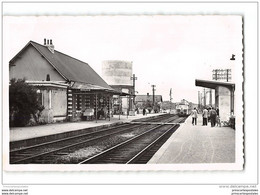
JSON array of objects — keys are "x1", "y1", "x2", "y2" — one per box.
[
  {"x1": 10, "y1": 114, "x2": 177, "y2": 164},
  {"x1": 79, "y1": 117, "x2": 185, "y2": 164},
  {"x1": 10, "y1": 113, "x2": 170, "y2": 151}
]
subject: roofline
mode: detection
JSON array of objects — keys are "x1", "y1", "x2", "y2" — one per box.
[
  {"x1": 195, "y1": 79, "x2": 235, "y2": 90},
  {"x1": 196, "y1": 79, "x2": 235, "y2": 85},
  {"x1": 70, "y1": 81, "x2": 128, "y2": 95},
  {"x1": 135, "y1": 95, "x2": 163, "y2": 102},
  {"x1": 10, "y1": 40, "x2": 112, "y2": 89},
  {"x1": 9, "y1": 41, "x2": 69, "y2": 82},
  {"x1": 110, "y1": 85, "x2": 134, "y2": 88},
  {"x1": 26, "y1": 81, "x2": 69, "y2": 89},
  {"x1": 29, "y1": 41, "x2": 109, "y2": 86},
  {"x1": 135, "y1": 95, "x2": 163, "y2": 99},
  {"x1": 135, "y1": 94, "x2": 162, "y2": 97},
  {"x1": 69, "y1": 79, "x2": 111, "y2": 89},
  {"x1": 35, "y1": 41, "x2": 112, "y2": 88},
  {"x1": 9, "y1": 41, "x2": 31, "y2": 64},
  {"x1": 70, "y1": 80, "x2": 115, "y2": 91}
]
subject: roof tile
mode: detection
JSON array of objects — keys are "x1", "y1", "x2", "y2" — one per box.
[{"x1": 29, "y1": 41, "x2": 113, "y2": 90}]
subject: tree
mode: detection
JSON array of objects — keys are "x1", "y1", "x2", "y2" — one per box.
[
  {"x1": 153, "y1": 102, "x2": 161, "y2": 113},
  {"x1": 144, "y1": 99, "x2": 153, "y2": 112},
  {"x1": 9, "y1": 78, "x2": 44, "y2": 127}
]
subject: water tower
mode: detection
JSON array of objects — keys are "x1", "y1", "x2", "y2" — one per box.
[{"x1": 102, "y1": 60, "x2": 134, "y2": 115}]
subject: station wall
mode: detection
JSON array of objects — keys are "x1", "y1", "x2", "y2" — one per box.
[
  {"x1": 216, "y1": 86, "x2": 231, "y2": 122},
  {"x1": 39, "y1": 87, "x2": 67, "y2": 123}
]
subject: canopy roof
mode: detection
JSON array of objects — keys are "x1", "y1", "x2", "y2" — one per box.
[{"x1": 195, "y1": 79, "x2": 235, "y2": 90}]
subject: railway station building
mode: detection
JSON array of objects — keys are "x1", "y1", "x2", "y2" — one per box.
[
  {"x1": 9, "y1": 39, "x2": 125, "y2": 123},
  {"x1": 195, "y1": 79, "x2": 235, "y2": 123}
]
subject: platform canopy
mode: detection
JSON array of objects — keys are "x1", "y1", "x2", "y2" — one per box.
[
  {"x1": 71, "y1": 82, "x2": 129, "y2": 96},
  {"x1": 195, "y1": 79, "x2": 235, "y2": 90}
]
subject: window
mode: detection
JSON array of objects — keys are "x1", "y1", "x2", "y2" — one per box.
[
  {"x1": 76, "y1": 94, "x2": 81, "y2": 110},
  {"x1": 36, "y1": 89, "x2": 43, "y2": 106}
]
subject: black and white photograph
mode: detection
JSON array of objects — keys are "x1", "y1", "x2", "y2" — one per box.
[{"x1": 1, "y1": 2, "x2": 258, "y2": 194}]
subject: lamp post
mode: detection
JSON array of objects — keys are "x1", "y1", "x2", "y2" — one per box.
[
  {"x1": 170, "y1": 88, "x2": 172, "y2": 112},
  {"x1": 130, "y1": 74, "x2": 137, "y2": 111},
  {"x1": 230, "y1": 54, "x2": 235, "y2": 113},
  {"x1": 152, "y1": 85, "x2": 156, "y2": 110}
]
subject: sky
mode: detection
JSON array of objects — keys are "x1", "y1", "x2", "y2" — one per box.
[{"x1": 3, "y1": 15, "x2": 242, "y2": 103}]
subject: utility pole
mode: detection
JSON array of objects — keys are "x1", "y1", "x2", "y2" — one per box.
[
  {"x1": 170, "y1": 88, "x2": 172, "y2": 112},
  {"x1": 230, "y1": 54, "x2": 235, "y2": 113},
  {"x1": 214, "y1": 69, "x2": 218, "y2": 81},
  {"x1": 226, "y1": 69, "x2": 229, "y2": 82},
  {"x1": 130, "y1": 74, "x2": 137, "y2": 110},
  {"x1": 151, "y1": 85, "x2": 156, "y2": 107}
]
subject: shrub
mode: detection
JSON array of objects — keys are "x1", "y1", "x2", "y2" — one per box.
[{"x1": 9, "y1": 78, "x2": 44, "y2": 127}]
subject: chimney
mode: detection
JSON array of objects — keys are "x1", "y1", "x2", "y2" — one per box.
[
  {"x1": 46, "y1": 74, "x2": 50, "y2": 81},
  {"x1": 45, "y1": 39, "x2": 55, "y2": 53}
]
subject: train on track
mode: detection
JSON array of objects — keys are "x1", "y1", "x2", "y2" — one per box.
[{"x1": 175, "y1": 100, "x2": 192, "y2": 116}]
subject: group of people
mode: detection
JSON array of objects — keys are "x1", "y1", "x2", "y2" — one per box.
[{"x1": 191, "y1": 107, "x2": 220, "y2": 127}]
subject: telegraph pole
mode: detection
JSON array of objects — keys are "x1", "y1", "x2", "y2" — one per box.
[
  {"x1": 131, "y1": 74, "x2": 137, "y2": 109},
  {"x1": 151, "y1": 85, "x2": 156, "y2": 107},
  {"x1": 230, "y1": 54, "x2": 235, "y2": 113},
  {"x1": 170, "y1": 88, "x2": 172, "y2": 112}
]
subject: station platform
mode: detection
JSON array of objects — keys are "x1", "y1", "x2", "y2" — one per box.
[
  {"x1": 10, "y1": 113, "x2": 163, "y2": 142},
  {"x1": 148, "y1": 114, "x2": 235, "y2": 164}
]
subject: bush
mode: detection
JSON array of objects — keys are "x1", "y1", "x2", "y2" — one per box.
[{"x1": 9, "y1": 78, "x2": 44, "y2": 127}]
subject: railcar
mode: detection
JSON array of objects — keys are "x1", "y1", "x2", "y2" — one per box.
[{"x1": 176, "y1": 102, "x2": 191, "y2": 116}]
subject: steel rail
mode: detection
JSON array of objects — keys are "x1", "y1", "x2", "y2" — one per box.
[
  {"x1": 126, "y1": 117, "x2": 186, "y2": 164},
  {"x1": 11, "y1": 114, "x2": 172, "y2": 153},
  {"x1": 10, "y1": 114, "x2": 177, "y2": 164},
  {"x1": 10, "y1": 123, "x2": 130, "y2": 153},
  {"x1": 10, "y1": 124, "x2": 143, "y2": 164},
  {"x1": 78, "y1": 117, "x2": 177, "y2": 164}
]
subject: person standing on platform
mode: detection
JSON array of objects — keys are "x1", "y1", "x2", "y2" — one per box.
[
  {"x1": 202, "y1": 107, "x2": 208, "y2": 126},
  {"x1": 216, "y1": 107, "x2": 220, "y2": 126},
  {"x1": 143, "y1": 108, "x2": 146, "y2": 116},
  {"x1": 209, "y1": 107, "x2": 217, "y2": 127},
  {"x1": 191, "y1": 107, "x2": 198, "y2": 125},
  {"x1": 216, "y1": 107, "x2": 219, "y2": 117},
  {"x1": 207, "y1": 107, "x2": 211, "y2": 123}
]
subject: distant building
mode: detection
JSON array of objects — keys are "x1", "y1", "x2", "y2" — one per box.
[
  {"x1": 9, "y1": 39, "x2": 123, "y2": 123},
  {"x1": 135, "y1": 94, "x2": 163, "y2": 112},
  {"x1": 102, "y1": 60, "x2": 134, "y2": 115},
  {"x1": 161, "y1": 101, "x2": 176, "y2": 110}
]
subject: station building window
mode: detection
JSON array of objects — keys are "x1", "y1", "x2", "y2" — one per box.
[
  {"x1": 36, "y1": 89, "x2": 43, "y2": 106},
  {"x1": 76, "y1": 94, "x2": 81, "y2": 110}
]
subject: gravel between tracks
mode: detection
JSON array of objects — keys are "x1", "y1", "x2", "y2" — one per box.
[{"x1": 48, "y1": 125, "x2": 157, "y2": 164}]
